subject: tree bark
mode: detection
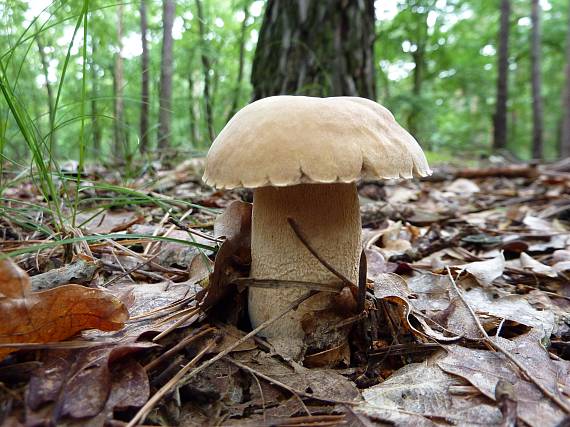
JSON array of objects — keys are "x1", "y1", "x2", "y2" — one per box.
[
  {"x1": 114, "y1": 3, "x2": 125, "y2": 159},
  {"x1": 227, "y1": 2, "x2": 250, "y2": 121},
  {"x1": 251, "y1": 0, "x2": 376, "y2": 100},
  {"x1": 561, "y1": 0, "x2": 570, "y2": 158},
  {"x1": 530, "y1": 0, "x2": 543, "y2": 159},
  {"x1": 158, "y1": 0, "x2": 175, "y2": 149},
  {"x1": 195, "y1": 0, "x2": 215, "y2": 142},
  {"x1": 139, "y1": 0, "x2": 150, "y2": 153},
  {"x1": 35, "y1": 32, "x2": 56, "y2": 153},
  {"x1": 493, "y1": 0, "x2": 510, "y2": 151}
]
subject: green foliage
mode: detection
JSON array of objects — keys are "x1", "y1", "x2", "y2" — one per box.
[
  {"x1": 378, "y1": 0, "x2": 568, "y2": 160},
  {"x1": 0, "y1": 0, "x2": 569, "y2": 172}
]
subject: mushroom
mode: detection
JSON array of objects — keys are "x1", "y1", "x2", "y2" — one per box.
[{"x1": 203, "y1": 96, "x2": 430, "y2": 361}]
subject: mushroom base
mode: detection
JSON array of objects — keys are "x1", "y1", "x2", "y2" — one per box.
[{"x1": 249, "y1": 183, "x2": 361, "y2": 362}]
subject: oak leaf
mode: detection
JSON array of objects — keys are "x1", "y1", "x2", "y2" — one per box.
[{"x1": 0, "y1": 259, "x2": 128, "y2": 359}]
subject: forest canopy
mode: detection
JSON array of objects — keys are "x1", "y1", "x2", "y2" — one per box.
[{"x1": 1, "y1": 0, "x2": 569, "y2": 166}]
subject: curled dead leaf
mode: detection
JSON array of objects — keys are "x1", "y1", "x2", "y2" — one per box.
[{"x1": 0, "y1": 259, "x2": 128, "y2": 360}]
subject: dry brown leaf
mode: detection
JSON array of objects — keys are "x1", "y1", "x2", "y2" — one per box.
[
  {"x1": 359, "y1": 360, "x2": 501, "y2": 426},
  {"x1": 0, "y1": 259, "x2": 128, "y2": 359},
  {"x1": 438, "y1": 330, "x2": 570, "y2": 427},
  {"x1": 460, "y1": 252, "x2": 505, "y2": 286}
]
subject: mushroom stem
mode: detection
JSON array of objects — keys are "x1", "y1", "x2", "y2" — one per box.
[{"x1": 249, "y1": 183, "x2": 361, "y2": 360}]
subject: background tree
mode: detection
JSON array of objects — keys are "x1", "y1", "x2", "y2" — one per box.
[
  {"x1": 35, "y1": 31, "x2": 55, "y2": 150},
  {"x1": 227, "y1": 0, "x2": 251, "y2": 121},
  {"x1": 561, "y1": 0, "x2": 570, "y2": 158},
  {"x1": 157, "y1": 0, "x2": 175, "y2": 150},
  {"x1": 113, "y1": 3, "x2": 126, "y2": 159},
  {"x1": 493, "y1": 0, "x2": 511, "y2": 151},
  {"x1": 195, "y1": 0, "x2": 215, "y2": 142},
  {"x1": 139, "y1": 0, "x2": 150, "y2": 153},
  {"x1": 251, "y1": 0, "x2": 376, "y2": 100},
  {"x1": 530, "y1": 0, "x2": 544, "y2": 159}
]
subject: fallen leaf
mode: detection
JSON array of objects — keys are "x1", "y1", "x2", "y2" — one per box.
[
  {"x1": 76, "y1": 210, "x2": 144, "y2": 234},
  {"x1": 359, "y1": 360, "x2": 501, "y2": 426},
  {"x1": 445, "y1": 178, "x2": 480, "y2": 194},
  {"x1": 198, "y1": 200, "x2": 252, "y2": 311},
  {"x1": 519, "y1": 252, "x2": 557, "y2": 277},
  {"x1": 26, "y1": 344, "x2": 151, "y2": 424},
  {"x1": 438, "y1": 330, "x2": 569, "y2": 427},
  {"x1": 461, "y1": 252, "x2": 505, "y2": 286},
  {"x1": 0, "y1": 259, "x2": 128, "y2": 359}
]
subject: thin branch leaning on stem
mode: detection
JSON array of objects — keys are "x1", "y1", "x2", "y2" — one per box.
[{"x1": 446, "y1": 267, "x2": 570, "y2": 414}]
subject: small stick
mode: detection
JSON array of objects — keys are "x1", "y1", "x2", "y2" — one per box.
[
  {"x1": 128, "y1": 292, "x2": 314, "y2": 426},
  {"x1": 225, "y1": 357, "x2": 358, "y2": 406},
  {"x1": 152, "y1": 307, "x2": 201, "y2": 342},
  {"x1": 127, "y1": 340, "x2": 215, "y2": 427},
  {"x1": 144, "y1": 325, "x2": 216, "y2": 372},
  {"x1": 168, "y1": 217, "x2": 223, "y2": 243},
  {"x1": 446, "y1": 267, "x2": 570, "y2": 414},
  {"x1": 287, "y1": 217, "x2": 355, "y2": 286},
  {"x1": 233, "y1": 278, "x2": 343, "y2": 293}
]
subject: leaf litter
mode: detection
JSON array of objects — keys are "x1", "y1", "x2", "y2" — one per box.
[{"x1": 1, "y1": 161, "x2": 570, "y2": 426}]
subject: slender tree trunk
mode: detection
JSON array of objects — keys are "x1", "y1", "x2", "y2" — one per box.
[
  {"x1": 408, "y1": 10, "x2": 428, "y2": 139},
  {"x1": 560, "y1": 0, "x2": 570, "y2": 158},
  {"x1": 227, "y1": 2, "x2": 250, "y2": 121},
  {"x1": 139, "y1": 0, "x2": 150, "y2": 153},
  {"x1": 91, "y1": 42, "x2": 101, "y2": 154},
  {"x1": 530, "y1": 0, "x2": 543, "y2": 159},
  {"x1": 158, "y1": 0, "x2": 175, "y2": 149},
  {"x1": 493, "y1": 0, "x2": 510, "y2": 151},
  {"x1": 35, "y1": 33, "x2": 56, "y2": 152},
  {"x1": 195, "y1": 0, "x2": 215, "y2": 142},
  {"x1": 188, "y1": 73, "x2": 199, "y2": 144},
  {"x1": 251, "y1": 0, "x2": 376, "y2": 100},
  {"x1": 114, "y1": 3, "x2": 125, "y2": 159}
]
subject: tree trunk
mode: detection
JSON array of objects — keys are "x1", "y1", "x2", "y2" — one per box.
[
  {"x1": 158, "y1": 0, "x2": 175, "y2": 149},
  {"x1": 139, "y1": 0, "x2": 150, "y2": 153},
  {"x1": 114, "y1": 3, "x2": 125, "y2": 159},
  {"x1": 188, "y1": 73, "x2": 199, "y2": 144},
  {"x1": 195, "y1": 0, "x2": 215, "y2": 142},
  {"x1": 530, "y1": 0, "x2": 543, "y2": 159},
  {"x1": 91, "y1": 41, "x2": 101, "y2": 154},
  {"x1": 493, "y1": 0, "x2": 510, "y2": 151},
  {"x1": 35, "y1": 32, "x2": 56, "y2": 153},
  {"x1": 227, "y1": 2, "x2": 250, "y2": 121},
  {"x1": 561, "y1": 0, "x2": 570, "y2": 158},
  {"x1": 251, "y1": 0, "x2": 376, "y2": 100},
  {"x1": 408, "y1": 7, "x2": 428, "y2": 139}
]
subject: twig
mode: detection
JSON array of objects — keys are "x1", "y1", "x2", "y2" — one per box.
[
  {"x1": 232, "y1": 277, "x2": 343, "y2": 293},
  {"x1": 225, "y1": 357, "x2": 358, "y2": 406},
  {"x1": 127, "y1": 340, "x2": 215, "y2": 427},
  {"x1": 287, "y1": 217, "x2": 355, "y2": 286},
  {"x1": 446, "y1": 267, "x2": 570, "y2": 414},
  {"x1": 144, "y1": 325, "x2": 216, "y2": 371},
  {"x1": 168, "y1": 216, "x2": 223, "y2": 243},
  {"x1": 128, "y1": 292, "x2": 314, "y2": 426},
  {"x1": 152, "y1": 306, "x2": 201, "y2": 341}
]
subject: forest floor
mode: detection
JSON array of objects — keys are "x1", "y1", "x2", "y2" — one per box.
[{"x1": 0, "y1": 159, "x2": 569, "y2": 426}]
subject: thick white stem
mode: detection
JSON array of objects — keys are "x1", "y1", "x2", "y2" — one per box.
[{"x1": 249, "y1": 183, "x2": 361, "y2": 360}]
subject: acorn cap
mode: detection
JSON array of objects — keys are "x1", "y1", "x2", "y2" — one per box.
[{"x1": 203, "y1": 96, "x2": 431, "y2": 189}]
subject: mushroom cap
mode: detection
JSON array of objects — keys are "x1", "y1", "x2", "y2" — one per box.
[{"x1": 203, "y1": 96, "x2": 431, "y2": 189}]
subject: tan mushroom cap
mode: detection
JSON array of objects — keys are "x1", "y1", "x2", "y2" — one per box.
[{"x1": 203, "y1": 96, "x2": 431, "y2": 189}]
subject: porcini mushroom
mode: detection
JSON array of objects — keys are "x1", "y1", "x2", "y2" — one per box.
[{"x1": 203, "y1": 96, "x2": 430, "y2": 361}]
